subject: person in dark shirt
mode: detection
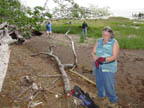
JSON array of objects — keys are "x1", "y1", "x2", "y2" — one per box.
[{"x1": 81, "y1": 20, "x2": 88, "y2": 40}]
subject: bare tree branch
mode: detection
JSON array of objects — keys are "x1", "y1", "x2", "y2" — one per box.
[{"x1": 65, "y1": 27, "x2": 77, "y2": 68}]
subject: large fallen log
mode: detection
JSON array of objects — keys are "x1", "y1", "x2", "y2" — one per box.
[
  {"x1": 0, "y1": 22, "x2": 25, "y2": 92},
  {"x1": 0, "y1": 45, "x2": 11, "y2": 92},
  {"x1": 0, "y1": 27, "x2": 15, "y2": 92}
]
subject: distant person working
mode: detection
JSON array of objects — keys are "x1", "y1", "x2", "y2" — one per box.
[
  {"x1": 46, "y1": 21, "x2": 52, "y2": 37},
  {"x1": 81, "y1": 20, "x2": 88, "y2": 40}
]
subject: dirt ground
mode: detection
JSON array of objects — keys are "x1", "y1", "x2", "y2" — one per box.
[{"x1": 0, "y1": 33, "x2": 144, "y2": 108}]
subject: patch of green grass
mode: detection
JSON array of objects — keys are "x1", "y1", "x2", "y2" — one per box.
[
  {"x1": 42, "y1": 17, "x2": 144, "y2": 49},
  {"x1": 117, "y1": 37, "x2": 144, "y2": 49}
]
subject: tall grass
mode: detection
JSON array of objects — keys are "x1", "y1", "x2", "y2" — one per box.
[
  {"x1": 117, "y1": 37, "x2": 144, "y2": 49},
  {"x1": 42, "y1": 17, "x2": 144, "y2": 49}
]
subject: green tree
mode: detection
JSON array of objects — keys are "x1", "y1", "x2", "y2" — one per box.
[{"x1": 0, "y1": 0, "x2": 52, "y2": 37}]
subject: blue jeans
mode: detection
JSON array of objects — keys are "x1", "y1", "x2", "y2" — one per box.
[
  {"x1": 81, "y1": 28, "x2": 87, "y2": 39},
  {"x1": 93, "y1": 66, "x2": 118, "y2": 103}
]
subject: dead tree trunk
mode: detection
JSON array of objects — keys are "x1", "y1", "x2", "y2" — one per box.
[
  {"x1": 0, "y1": 22, "x2": 25, "y2": 92},
  {"x1": 0, "y1": 26, "x2": 14, "y2": 92}
]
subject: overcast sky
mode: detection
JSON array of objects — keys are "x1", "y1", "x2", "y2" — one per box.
[{"x1": 20, "y1": 0, "x2": 144, "y2": 18}]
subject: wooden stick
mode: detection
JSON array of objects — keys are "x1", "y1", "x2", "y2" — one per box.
[
  {"x1": 51, "y1": 78, "x2": 60, "y2": 85},
  {"x1": 17, "y1": 86, "x2": 32, "y2": 98},
  {"x1": 28, "y1": 90, "x2": 40, "y2": 108},
  {"x1": 38, "y1": 74, "x2": 62, "y2": 77},
  {"x1": 69, "y1": 69, "x2": 96, "y2": 86}
]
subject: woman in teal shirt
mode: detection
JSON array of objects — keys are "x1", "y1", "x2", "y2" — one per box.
[{"x1": 92, "y1": 26, "x2": 120, "y2": 108}]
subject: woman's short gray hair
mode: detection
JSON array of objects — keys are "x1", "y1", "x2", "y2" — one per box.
[{"x1": 103, "y1": 26, "x2": 114, "y2": 38}]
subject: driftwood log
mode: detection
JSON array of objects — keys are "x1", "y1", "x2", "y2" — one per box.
[{"x1": 0, "y1": 22, "x2": 25, "y2": 92}]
